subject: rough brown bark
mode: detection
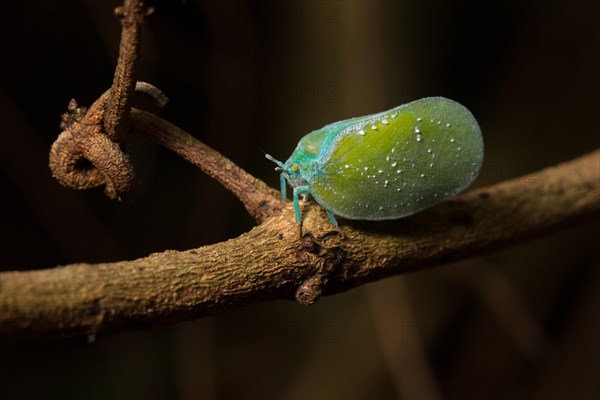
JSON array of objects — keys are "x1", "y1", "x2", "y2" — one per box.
[
  {"x1": 104, "y1": 0, "x2": 148, "y2": 142},
  {"x1": 1, "y1": 150, "x2": 598, "y2": 341},
  {"x1": 129, "y1": 108, "x2": 282, "y2": 222}
]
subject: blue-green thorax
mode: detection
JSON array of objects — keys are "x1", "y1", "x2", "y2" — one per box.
[
  {"x1": 267, "y1": 116, "x2": 375, "y2": 190},
  {"x1": 266, "y1": 127, "x2": 327, "y2": 189}
]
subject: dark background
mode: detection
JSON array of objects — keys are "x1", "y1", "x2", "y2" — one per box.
[{"x1": 1, "y1": 1, "x2": 599, "y2": 399}]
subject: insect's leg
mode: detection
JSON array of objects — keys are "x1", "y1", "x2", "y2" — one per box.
[
  {"x1": 325, "y1": 209, "x2": 345, "y2": 238},
  {"x1": 279, "y1": 174, "x2": 287, "y2": 202},
  {"x1": 293, "y1": 186, "x2": 310, "y2": 237}
]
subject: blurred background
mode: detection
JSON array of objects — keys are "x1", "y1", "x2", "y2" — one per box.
[{"x1": 1, "y1": 0, "x2": 599, "y2": 399}]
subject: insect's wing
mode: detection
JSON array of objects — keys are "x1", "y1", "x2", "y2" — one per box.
[{"x1": 310, "y1": 97, "x2": 483, "y2": 220}]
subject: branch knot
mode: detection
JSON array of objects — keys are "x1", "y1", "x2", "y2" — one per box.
[
  {"x1": 295, "y1": 234, "x2": 347, "y2": 305},
  {"x1": 50, "y1": 94, "x2": 136, "y2": 200},
  {"x1": 49, "y1": 83, "x2": 168, "y2": 200}
]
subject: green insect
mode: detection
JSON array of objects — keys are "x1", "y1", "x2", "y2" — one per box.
[{"x1": 266, "y1": 97, "x2": 483, "y2": 237}]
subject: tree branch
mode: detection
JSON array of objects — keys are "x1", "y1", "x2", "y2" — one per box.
[
  {"x1": 2, "y1": 150, "x2": 598, "y2": 341},
  {"x1": 129, "y1": 108, "x2": 282, "y2": 222}
]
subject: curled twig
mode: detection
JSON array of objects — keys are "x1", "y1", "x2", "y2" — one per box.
[
  {"x1": 49, "y1": 93, "x2": 136, "y2": 199},
  {"x1": 134, "y1": 81, "x2": 170, "y2": 107},
  {"x1": 48, "y1": 84, "x2": 167, "y2": 200}
]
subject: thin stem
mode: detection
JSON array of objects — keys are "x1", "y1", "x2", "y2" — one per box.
[
  {"x1": 104, "y1": 0, "x2": 147, "y2": 142},
  {"x1": 129, "y1": 108, "x2": 282, "y2": 223}
]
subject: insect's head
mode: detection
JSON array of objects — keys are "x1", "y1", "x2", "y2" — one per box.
[{"x1": 265, "y1": 154, "x2": 305, "y2": 187}]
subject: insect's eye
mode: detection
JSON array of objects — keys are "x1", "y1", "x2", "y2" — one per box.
[{"x1": 291, "y1": 164, "x2": 299, "y2": 172}]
